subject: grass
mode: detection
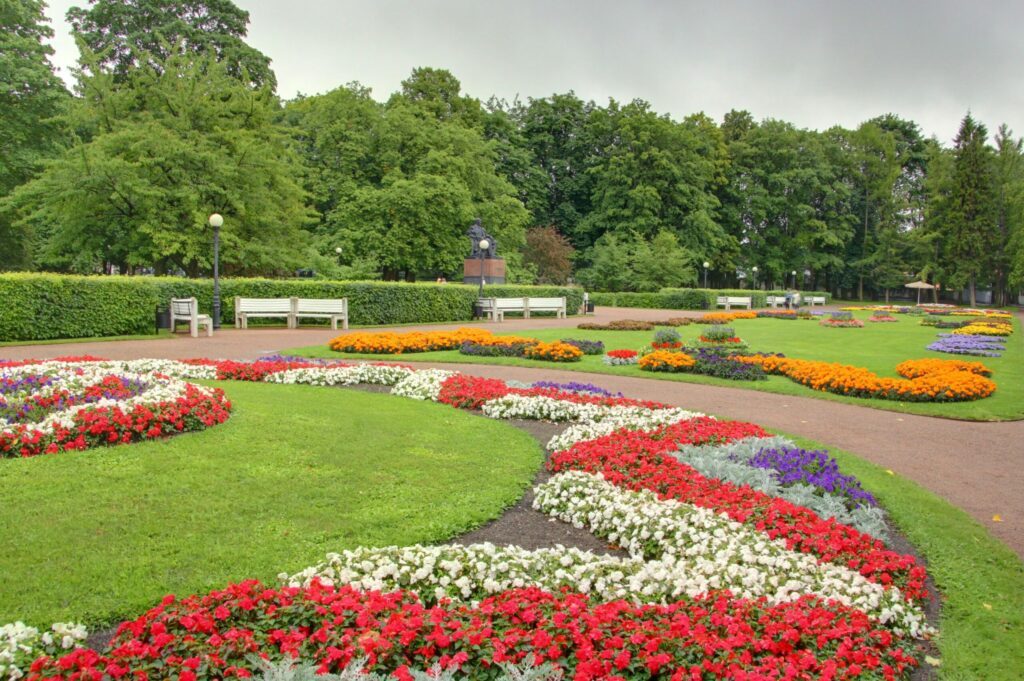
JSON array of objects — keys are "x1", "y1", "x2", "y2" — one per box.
[
  {"x1": 0, "y1": 331, "x2": 174, "y2": 347},
  {"x1": 778, "y1": 430, "x2": 1024, "y2": 680},
  {"x1": 284, "y1": 310, "x2": 1024, "y2": 421},
  {"x1": 0, "y1": 381, "x2": 542, "y2": 628}
]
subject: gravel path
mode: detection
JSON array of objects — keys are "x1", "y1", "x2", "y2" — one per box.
[{"x1": 3, "y1": 305, "x2": 1021, "y2": 559}]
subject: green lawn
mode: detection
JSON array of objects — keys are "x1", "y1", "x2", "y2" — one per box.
[
  {"x1": 0, "y1": 381, "x2": 542, "y2": 628},
  {"x1": 782, "y1": 431, "x2": 1024, "y2": 680},
  {"x1": 285, "y1": 311, "x2": 1023, "y2": 420}
]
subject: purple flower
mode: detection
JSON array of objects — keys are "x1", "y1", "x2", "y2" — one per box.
[
  {"x1": 928, "y1": 334, "x2": 1005, "y2": 357},
  {"x1": 531, "y1": 380, "x2": 622, "y2": 397},
  {"x1": 747, "y1": 447, "x2": 877, "y2": 509},
  {"x1": 559, "y1": 338, "x2": 606, "y2": 355}
]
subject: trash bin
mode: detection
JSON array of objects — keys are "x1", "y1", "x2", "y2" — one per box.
[
  {"x1": 585, "y1": 301, "x2": 595, "y2": 314},
  {"x1": 472, "y1": 302, "x2": 483, "y2": 320},
  {"x1": 155, "y1": 305, "x2": 170, "y2": 334}
]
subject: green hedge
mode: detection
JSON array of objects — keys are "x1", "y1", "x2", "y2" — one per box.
[
  {"x1": 589, "y1": 288, "x2": 832, "y2": 310},
  {"x1": 0, "y1": 274, "x2": 584, "y2": 342}
]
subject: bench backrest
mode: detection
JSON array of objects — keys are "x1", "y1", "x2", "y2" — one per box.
[
  {"x1": 236, "y1": 297, "x2": 292, "y2": 313},
  {"x1": 718, "y1": 296, "x2": 751, "y2": 303},
  {"x1": 807, "y1": 296, "x2": 825, "y2": 303},
  {"x1": 170, "y1": 298, "x2": 197, "y2": 317},
  {"x1": 296, "y1": 298, "x2": 346, "y2": 313},
  {"x1": 527, "y1": 297, "x2": 565, "y2": 308},
  {"x1": 493, "y1": 297, "x2": 527, "y2": 310}
]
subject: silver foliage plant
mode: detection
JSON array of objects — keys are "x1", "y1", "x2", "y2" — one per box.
[
  {"x1": 251, "y1": 654, "x2": 563, "y2": 681},
  {"x1": 674, "y1": 437, "x2": 890, "y2": 541}
]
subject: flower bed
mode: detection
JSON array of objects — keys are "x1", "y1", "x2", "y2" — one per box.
[
  {"x1": 9, "y1": 358, "x2": 932, "y2": 680},
  {"x1": 522, "y1": 341, "x2": 583, "y2": 362},
  {"x1": 738, "y1": 354, "x2": 996, "y2": 402},
  {"x1": 327, "y1": 328, "x2": 495, "y2": 354},
  {"x1": 869, "y1": 313, "x2": 898, "y2": 323},
  {"x1": 756, "y1": 309, "x2": 798, "y2": 320},
  {"x1": 698, "y1": 311, "x2": 757, "y2": 324},
  {"x1": 953, "y1": 322, "x2": 1012, "y2": 336},
  {"x1": 927, "y1": 334, "x2": 1006, "y2": 357},
  {"x1": 557, "y1": 338, "x2": 604, "y2": 355},
  {"x1": 638, "y1": 350, "x2": 696, "y2": 372},
  {"x1": 577, "y1": 319, "x2": 654, "y2": 331},
  {"x1": 0, "y1": 361, "x2": 231, "y2": 459},
  {"x1": 601, "y1": 349, "x2": 638, "y2": 366}
]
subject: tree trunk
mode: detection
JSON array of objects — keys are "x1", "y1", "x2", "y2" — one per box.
[
  {"x1": 969, "y1": 276, "x2": 977, "y2": 307},
  {"x1": 884, "y1": 288, "x2": 890, "y2": 303}
]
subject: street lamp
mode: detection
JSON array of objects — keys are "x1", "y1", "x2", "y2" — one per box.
[
  {"x1": 208, "y1": 213, "x2": 224, "y2": 329},
  {"x1": 335, "y1": 246, "x2": 343, "y2": 266},
  {"x1": 751, "y1": 266, "x2": 758, "y2": 289},
  {"x1": 702, "y1": 261, "x2": 710, "y2": 289},
  {"x1": 477, "y1": 238, "x2": 490, "y2": 298},
  {"x1": 791, "y1": 269, "x2": 797, "y2": 289}
]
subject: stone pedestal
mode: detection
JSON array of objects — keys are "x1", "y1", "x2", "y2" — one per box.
[{"x1": 463, "y1": 258, "x2": 506, "y2": 285}]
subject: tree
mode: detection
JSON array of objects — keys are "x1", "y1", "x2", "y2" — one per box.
[
  {"x1": 575, "y1": 232, "x2": 633, "y2": 291},
  {"x1": 286, "y1": 77, "x2": 530, "y2": 280},
  {"x1": 631, "y1": 230, "x2": 696, "y2": 291},
  {"x1": 992, "y1": 125, "x2": 1024, "y2": 305},
  {"x1": 66, "y1": 0, "x2": 275, "y2": 89},
  {"x1": 945, "y1": 113, "x2": 998, "y2": 306},
  {"x1": 5, "y1": 50, "x2": 313, "y2": 275},
  {"x1": 523, "y1": 225, "x2": 574, "y2": 284},
  {"x1": 0, "y1": 0, "x2": 69, "y2": 269},
  {"x1": 580, "y1": 100, "x2": 734, "y2": 266},
  {"x1": 398, "y1": 67, "x2": 483, "y2": 127}
]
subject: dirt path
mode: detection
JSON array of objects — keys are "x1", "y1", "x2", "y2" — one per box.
[{"x1": 3, "y1": 306, "x2": 1021, "y2": 559}]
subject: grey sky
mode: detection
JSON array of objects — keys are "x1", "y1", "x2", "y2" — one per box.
[{"x1": 41, "y1": 0, "x2": 1024, "y2": 143}]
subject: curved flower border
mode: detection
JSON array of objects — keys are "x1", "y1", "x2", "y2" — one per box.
[{"x1": 9, "y1": 357, "x2": 933, "y2": 680}]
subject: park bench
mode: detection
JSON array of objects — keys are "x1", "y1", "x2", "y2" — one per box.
[
  {"x1": 293, "y1": 298, "x2": 349, "y2": 330},
  {"x1": 765, "y1": 295, "x2": 784, "y2": 308},
  {"x1": 477, "y1": 297, "x2": 528, "y2": 322},
  {"x1": 234, "y1": 297, "x2": 294, "y2": 329},
  {"x1": 805, "y1": 295, "x2": 827, "y2": 306},
  {"x1": 715, "y1": 295, "x2": 753, "y2": 310},
  {"x1": 524, "y1": 296, "x2": 567, "y2": 319},
  {"x1": 169, "y1": 297, "x2": 213, "y2": 338}
]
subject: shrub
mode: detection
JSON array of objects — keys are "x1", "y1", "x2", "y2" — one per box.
[
  {"x1": 700, "y1": 325, "x2": 736, "y2": 342},
  {"x1": 0, "y1": 274, "x2": 583, "y2": 342},
  {"x1": 652, "y1": 328, "x2": 682, "y2": 347},
  {"x1": 458, "y1": 341, "x2": 531, "y2": 357}
]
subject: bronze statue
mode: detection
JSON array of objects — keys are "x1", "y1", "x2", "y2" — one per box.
[{"x1": 467, "y1": 218, "x2": 498, "y2": 258}]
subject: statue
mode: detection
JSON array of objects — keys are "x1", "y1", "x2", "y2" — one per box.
[{"x1": 467, "y1": 218, "x2": 498, "y2": 259}]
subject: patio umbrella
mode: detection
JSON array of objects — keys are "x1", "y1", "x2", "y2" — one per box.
[{"x1": 905, "y1": 280, "x2": 935, "y2": 305}]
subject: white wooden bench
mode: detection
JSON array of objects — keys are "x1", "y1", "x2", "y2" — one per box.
[
  {"x1": 765, "y1": 296, "x2": 784, "y2": 308},
  {"x1": 234, "y1": 297, "x2": 294, "y2": 329},
  {"x1": 477, "y1": 297, "x2": 527, "y2": 322},
  {"x1": 715, "y1": 295, "x2": 753, "y2": 310},
  {"x1": 805, "y1": 295, "x2": 827, "y2": 306},
  {"x1": 524, "y1": 296, "x2": 567, "y2": 319},
  {"x1": 294, "y1": 298, "x2": 349, "y2": 330},
  {"x1": 170, "y1": 297, "x2": 212, "y2": 338}
]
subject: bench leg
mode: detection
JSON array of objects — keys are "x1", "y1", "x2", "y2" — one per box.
[
  {"x1": 342, "y1": 316, "x2": 348, "y2": 330},
  {"x1": 206, "y1": 320, "x2": 213, "y2": 337},
  {"x1": 190, "y1": 319, "x2": 198, "y2": 338}
]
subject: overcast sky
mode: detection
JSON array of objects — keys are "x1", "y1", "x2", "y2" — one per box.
[{"x1": 40, "y1": 0, "x2": 1024, "y2": 144}]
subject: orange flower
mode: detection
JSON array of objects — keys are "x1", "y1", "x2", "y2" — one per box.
[
  {"x1": 736, "y1": 355, "x2": 995, "y2": 402},
  {"x1": 639, "y1": 350, "x2": 697, "y2": 372},
  {"x1": 522, "y1": 341, "x2": 584, "y2": 362},
  {"x1": 700, "y1": 312, "x2": 757, "y2": 324},
  {"x1": 328, "y1": 328, "x2": 498, "y2": 354}
]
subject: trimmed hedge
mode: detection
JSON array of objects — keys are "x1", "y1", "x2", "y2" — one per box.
[
  {"x1": 0, "y1": 274, "x2": 584, "y2": 342},
  {"x1": 590, "y1": 288, "x2": 832, "y2": 310}
]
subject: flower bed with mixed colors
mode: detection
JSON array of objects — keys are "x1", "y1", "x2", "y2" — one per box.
[
  {"x1": 0, "y1": 359, "x2": 231, "y2": 459},
  {"x1": 9, "y1": 358, "x2": 935, "y2": 680}
]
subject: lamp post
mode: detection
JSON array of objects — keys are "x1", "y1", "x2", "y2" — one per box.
[
  {"x1": 477, "y1": 238, "x2": 490, "y2": 298},
  {"x1": 791, "y1": 269, "x2": 797, "y2": 289},
  {"x1": 208, "y1": 213, "x2": 223, "y2": 329},
  {"x1": 752, "y1": 266, "x2": 758, "y2": 289},
  {"x1": 335, "y1": 246, "x2": 343, "y2": 266},
  {"x1": 703, "y1": 261, "x2": 710, "y2": 289}
]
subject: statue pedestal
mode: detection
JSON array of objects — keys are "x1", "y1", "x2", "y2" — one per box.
[{"x1": 463, "y1": 258, "x2": 506, "y2": 285}]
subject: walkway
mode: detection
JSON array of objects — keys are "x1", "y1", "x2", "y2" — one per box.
[{"x1": 3, "y1": 306, "x2": 1021, "y2": 559}]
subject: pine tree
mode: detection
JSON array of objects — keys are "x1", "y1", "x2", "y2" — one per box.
[{"x1": 946, "y1": 113, "x2": 998, "y2": 306}]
